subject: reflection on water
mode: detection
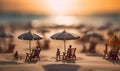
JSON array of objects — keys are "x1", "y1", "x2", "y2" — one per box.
[
  {"x1": 31, "y1": 16, "x2": 120, "y2": 28},
  {"x1": 0, "y1": 16, "x2": 120, "y2": 27}
]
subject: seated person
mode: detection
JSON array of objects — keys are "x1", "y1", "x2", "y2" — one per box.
[
  {"x1": 67, "y1": 45, "x2": 72, "y2": 58},
  {"x1": 13, "y1": 51, "x2": 19, "y2": 60},
  {"x1": 36, "y1": 46, "x2": 41, "y2": 50},
  {"x1": 62, "y1": 52, "x2": 66, "y2": 60},
  {"x1": 31, "y1": 46, "x2": 41, "y2": 57}
]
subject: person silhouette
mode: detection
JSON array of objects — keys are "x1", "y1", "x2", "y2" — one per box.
[
  {"x1": 56, "y1": 48, "x2": 61, "y2": 61},
  {"x1": 14, "y1": 51, "x2": 19, "y2": 60},
  {"x1": 103, "y1": 43, "x2": 108, "y2": 59},
  {"x1": 67, "y1": 45, "x2": 72, "y2": 58}
]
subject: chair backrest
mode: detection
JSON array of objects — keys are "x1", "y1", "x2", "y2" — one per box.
[
  {"x1": 110, "y1": 48, "x2": 119, "y2": 55},
  {"x1": 7, "y1": 44, "x2": 15, "y2": 53},
  {"x1": 31, "y1": 49, "x2": 41, "y2": 57},
  {"x1": 71, "y1": 48, "x2": 76, "y2": 56}
]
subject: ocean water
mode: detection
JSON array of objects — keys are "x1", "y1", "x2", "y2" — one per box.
[{"x1": 0, "y1": 14, "x2": 120, "y2": 27}]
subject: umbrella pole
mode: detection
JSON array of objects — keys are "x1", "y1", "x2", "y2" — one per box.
[
  {"x1": 29, "y1": 40, "x2": 31, "y2": 54},
  {"x1": 64, "y1": 28, "x2": 66, "y2": 53},
  {"x1": 64, "y1": 39, "x2": 66, "y2": 53}
]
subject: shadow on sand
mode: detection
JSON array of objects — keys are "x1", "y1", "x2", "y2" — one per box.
[
  {"x1": 86, "y1": 52, "x2": 103, "y2": 57},
  {"x1": 62, "y1": 60, "x2": 76, "y2": 63},
  {"x1": 43, "y1": 64, "x2": 80, "y2": 71},
  {"x1": 107, "y1": 60, "x2": 120, "y2": 65},
  {"x1": 0, "y1": 61, "x2": 24, "y2": 65},
  {"x1": 25, "y1": 60, "x2": 39, "y2": 64}
]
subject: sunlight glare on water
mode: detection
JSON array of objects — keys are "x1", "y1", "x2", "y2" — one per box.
[{"x1": 54, "y1": 15, "x2": 80, "y2": 26}]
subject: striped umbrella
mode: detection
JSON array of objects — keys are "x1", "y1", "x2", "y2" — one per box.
[
  {"x1": 18, "y1": 31, "x2": 43, "y2": 53},
  {"x1": 107, "y1": 34, "x2": 120, "y2": 48},
  {"x1": 51, "y1": 30, "x2": 80, "y2": 53},
  {"x1": 0, "y1": 32, "x2": 13, "y2": 38}
]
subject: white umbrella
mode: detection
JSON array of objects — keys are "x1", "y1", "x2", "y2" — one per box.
[
  {"x1": 51, "y1": 30, "x2": 80, "y2": 53},
  {"x1": 18, "y1": 31, "x2": 43, "y2": 53}
]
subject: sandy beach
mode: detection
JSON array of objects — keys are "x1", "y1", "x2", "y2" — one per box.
[
  {"x1": 0, "y1": 0, "x2": 120, "y2": 71},
  {"x1": 0, "y1": 53, "x2": 120, "y2": 71},
  {"x1": 0, "y1": 28, "x2": 119, "y2": 71}
]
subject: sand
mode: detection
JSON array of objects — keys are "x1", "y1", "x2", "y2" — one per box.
[
  {"x1": 0, "y1": 28, "x2": 120, "y2": 71},
  {"x1": 0, "y1": 53, "x2": 120, "y2": 71}
]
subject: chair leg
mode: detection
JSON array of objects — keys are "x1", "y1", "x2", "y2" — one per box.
[
  {"x1": 116, "y1": 56, "x2": 119, "y2": 60},
  {"x1": 29, "y1": 57, "x2": 32, "y2": 61},
  {"x1": 38, "y1": 56, "x2": 40, "y2": 61},
  {"x1": 59, "y1": 56, "x2": 61, "y2": 61},
  {"x1": 25, "y1": 56, "x2": 28, "y2": 62}
]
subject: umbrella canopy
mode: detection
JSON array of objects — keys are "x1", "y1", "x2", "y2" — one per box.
[
  {"x1": 51, "y1": 30, "x2": 80, "y2": 40},
  {"x1": 37, "y1": 28, "x2": 50, "y2": 37},
  {"x1": 38, "y1": 29, "x2": 50, "y2": 34},
  {"x1": 107, "y1": 35, "x2": 120, "y2": 48},
  {"x1": 18, "y1": 31, "x2": 42, "y2": 40},
  {"x1": 85, "y1": 31, "x2": 102, "y2": 38},
  {"x1": 0, "y1": 32, "x2": 14, "y2": 49},
  {"x1": 0, "y1": 32, "x2": 13, "y2": 38},
  {"x1": 81, "y1": 28, "x2": 90, "y2": 34},
  {"x1": 18, "y1": 31, "x2": 43, "y2": 53},
  {"x1": 51, "y1": 30, "x2": 80, "y2": 52}
]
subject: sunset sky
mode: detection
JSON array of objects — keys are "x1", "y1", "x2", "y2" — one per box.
[{"x1": 0, "y1": 0, "x2": 120, "y2": 15}]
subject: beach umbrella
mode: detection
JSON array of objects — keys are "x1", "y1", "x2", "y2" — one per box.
[
  {"x1": 0, "y1": 32, "x2": 14, "y2": 48},
  {"x1": 107, "y1": 35, "x2": 120, "y2": 48},
  {"x1": 51, "y1": 30, "x2": 80, "y2": 53},
  {"x1": 85, "y1": 31, "x2": 102, "y2": 38},
  {"x1": 38, "y1": 29, "x2": 49, "y2": 34},
  {"x1": 37, "y1": 28, "x2": 50, "y2": 37},
  {"x1": 0, "y1": 32, "x2": 13, "y2": 38},
  {"x1": 81, "y1": 28, "x2": 90, "y2": 34},
  {"x1": 97, "y1": 22, "x2": 112, "y2": 30},
  {"x1": 107, "y1": 30, "x2": 114, "y2": 37},
  {"x1": 18, "y1": 31, "x2": 43, "y2": 53}
]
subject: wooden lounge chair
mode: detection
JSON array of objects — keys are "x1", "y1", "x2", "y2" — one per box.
[
  {"x1": 108, "y1": 49, "x2": 119, "y2": 60},
  {"x1": 64, "y1": 48, "x2": 76, "y2": 61},
  {"x1": 103, "y1": 48, "x2": 119, "y2": 60},
  {"x1": 0, "y1": 46, "x2": 3, "y2": 53},
  {"x1": 6, "y1": 44, "x2": 15, "y2": 53},
  {"x1": 25, "y1": 49, "x2": 41, "y2": 61}
]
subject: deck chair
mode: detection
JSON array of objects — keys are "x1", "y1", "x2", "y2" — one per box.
[
  {"x1": 25, "y1": 49, "x2": 41, "y2": 61},
  {"x1": 104, "y1": 48, "x2": 119, "y2": 60},
  {"x1": 7, "y1": 44, "x2": 15, "y2": 53},
  {"x1": 65, "y1": 48, "x2": 76, "y2": 60},
  {"x1": 108, "y1": 49, "x2": 119, "y2": 60}
]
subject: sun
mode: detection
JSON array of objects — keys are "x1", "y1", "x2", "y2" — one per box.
[
  {"x1": 43, "y1": 0, "x2": 79, "y2": 26},
  {"x1": 44, "y1": 0, "x2": 75, "y2": 15}
]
